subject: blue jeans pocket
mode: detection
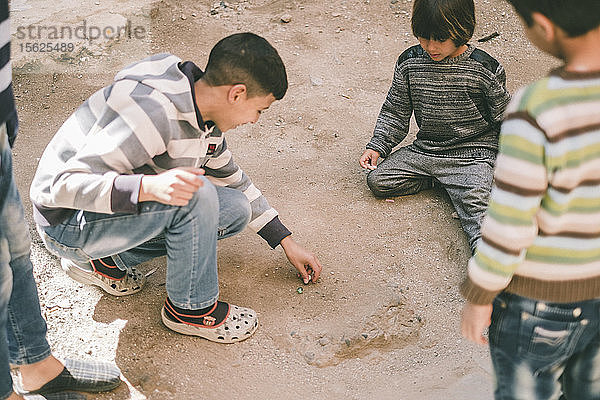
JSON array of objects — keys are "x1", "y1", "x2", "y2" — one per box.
[{"x1": 519, "y1": 313, "x2": 583, "y2": 362}]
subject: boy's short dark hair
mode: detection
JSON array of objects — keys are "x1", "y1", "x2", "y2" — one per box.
[
  {"x1": 411, "y1": 0, "x2": 475, "y2": 46},
  {"x1": 506, "y1": 0, "x2": 600, "y2": 38},
  {"x1": 202, "y1": 32, "x2": 288, "y2": 100}
]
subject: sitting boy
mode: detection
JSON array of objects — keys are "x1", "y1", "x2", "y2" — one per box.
[
  {"x1": 30, "y1": 33, "x2": 322, "y2": 344},
  {"x1": 359, "y1": 0, "x2": 510, "y2": 253}
]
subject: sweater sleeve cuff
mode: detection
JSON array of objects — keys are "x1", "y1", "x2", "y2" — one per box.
[
  {"x1": 111, "y1": 174, "x2": 143, "y2": 214},
  {"x1": 366, "y1": 140, "x2": 389, "y2": 158},
  {"x1": 460, "y1": 278, "x2": 500, "y2": 305},
  {"x1": 257, "y1": 216, "x2": 292, "y2": 249}
]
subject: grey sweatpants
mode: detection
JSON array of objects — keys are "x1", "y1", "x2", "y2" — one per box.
[{"x1": 366, "y1": 144, "x2": 495, "y2": 252}]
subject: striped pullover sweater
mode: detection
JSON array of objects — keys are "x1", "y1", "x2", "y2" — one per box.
[
  {"x1": 30, "y1": 53, "x2": 291, "y2": 248},
  {"x1": 0, "y1": 0, "x2": 17, "y2": 147},
  {"x1": 461, "y1": 68, "x2": 600, "y2": 304},
  {"x1": 367, "y1": 44, "x2": 510, "y2": 158}
]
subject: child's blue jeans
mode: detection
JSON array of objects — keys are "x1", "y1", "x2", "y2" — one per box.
[
  {"x1": 489, "y1": 292, "x2": 600, "y2": 400},
  {"x1": 38, "y1": 177, "x2": 251, "y2": 310},
  {"x1": 1, "y1": 123, "x2": 52, "y2": 399}
]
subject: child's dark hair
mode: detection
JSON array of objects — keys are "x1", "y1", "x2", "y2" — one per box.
[
  {"x1": 506, "y1": 0, "x2": 600, "y2": 38},
  {"x1": 411, "y1": 0, "x2": 475, "y2": 46},
  {"x1": 203, "y1": 32, "x2": 288, "y2": 100}
]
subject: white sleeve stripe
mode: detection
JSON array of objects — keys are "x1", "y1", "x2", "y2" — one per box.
[
  {"x1": 0, "y1": 19, "x2": 9, "y2": 49},
  {"x1": 206, "y1": 149, "x2": 232, "y2": 169},
  {"x1": 248, "y1": 208, "x2": 278, "y2": 231},
  {"x1": 208, "y1": 168, "x2": 243, "y2": 186},
  {"x1": 243, "y1": 184, "x2": 262, "y2": 202},
  {"x1": 0, "y1": 63, "x2": 11, "y2": 93},
  {"x1": 87, "y1": 89, "x2": 107, "y2": 120}
]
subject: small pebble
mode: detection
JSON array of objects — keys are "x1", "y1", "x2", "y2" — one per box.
[{"x1": 281, "y1": 14, "x2": 292, "y2": 23}]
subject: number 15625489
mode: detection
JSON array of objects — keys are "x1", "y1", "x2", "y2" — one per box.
[{"x1": 18, "y1": 42, "x2": 75, "y2": 52}]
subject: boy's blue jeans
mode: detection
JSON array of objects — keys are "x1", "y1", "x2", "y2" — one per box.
[
  {"x1": 38, "y1": 177, "x2": 251, "y2": 310},
  {"x1": 1, "y1": 123, "x2": 52, "y2": 399},
  {"x1": 490, "y1": 292, "x2": 600, "y2": 400}
]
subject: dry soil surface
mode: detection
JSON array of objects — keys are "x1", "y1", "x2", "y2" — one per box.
[{"x1": 10, "y1": 0, "x2": 559, "y2": 399}]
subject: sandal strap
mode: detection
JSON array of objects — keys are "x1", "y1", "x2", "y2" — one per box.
[{"x1": 163, "y1": 299, "x2": 230, "y2": 328}]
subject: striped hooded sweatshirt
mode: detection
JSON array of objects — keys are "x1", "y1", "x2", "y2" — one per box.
[
  {"x1": 461, "y1": 68, "x2": 600, "y2": 304},
  {"x1": 30, "y1": 53, "x2": 291, "y2": 248}
]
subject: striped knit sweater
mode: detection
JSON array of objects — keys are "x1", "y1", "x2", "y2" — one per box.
[
  {"x1": 0, "y1": 0, "x2": 17, "y2": 147},
  {"x1": 30, "y1": 53, "x2": 290, "y2": 248},
  {"x1": 461, "y1": 68, "x2": 600, "y2": 304},
  {"x1": 367, "y1": 44, "x2": 510, "y2": 158}
]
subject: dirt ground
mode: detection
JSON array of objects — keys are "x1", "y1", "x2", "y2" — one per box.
[{"x1": 10, "y1": 0, "x2": 560, "y2": 399}]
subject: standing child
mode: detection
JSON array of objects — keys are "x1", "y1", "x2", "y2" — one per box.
[
  {"x1": 30, "y1": 33, "x2": 322, "y2": 344},
  {"x1": 359, "y1": 0, "x2": 510, "y2": 253},
  {"x1": 460, "y1": 0, "x2": 600, "y2": 398}
]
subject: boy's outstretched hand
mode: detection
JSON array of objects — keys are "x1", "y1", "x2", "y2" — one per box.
[
  {"x1": 280, "y1": 236, "x2": 322, "y2": 284},
  {"x1": 359, "y1": 149, "x2": 380, "y2": 170},
  {"x1": 461, "y1": 302, "x2": 493, "y2": 345}
]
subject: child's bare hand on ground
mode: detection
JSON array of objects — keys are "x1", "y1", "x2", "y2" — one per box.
[
  {"x1": 359, "y1": 149, "x2": 380, "y2": 170},
  {"x1": 280, "y1": 236, "x2": 322, "y2": 284},
  {"x1": 139, "y1": 167, "x2": 205, "y2": 206},
  {"x1": 460, "y1": 302, "x2": 493, "y2": 345}
]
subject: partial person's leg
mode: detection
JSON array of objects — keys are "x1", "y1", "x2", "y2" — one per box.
[
  {"x1": 1, "y1": 125, "x2": 120, "y2": 398},
  {"x1": 433, "y1": 155, "x2": 495, "y2": 252},
  {"x1": 366, "y1": 145, "x2": 435, "y2": 198},
  {"x1": 0, "y1": 234, "x2": 14, "y2": 400},
  {"x1": 116, "y1": 185, "x2": 251, "y2": 269},
  {"x1": 0, "y1": 122, "x2": 15, "y2": 400},
  {"x1": 560, "y1": 300, "x2": 600, "y2": 400},
  {"x1": 0, "y1": 124, "x2": 51, "y2": 378}
]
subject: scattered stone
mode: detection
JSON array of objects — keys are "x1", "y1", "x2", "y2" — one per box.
[
  {"x1": 332, "y1": 12, "x2": 341, "y2": 17},
  {"x1": 477, "y1": 32, "x2": 500, "y2": 43},
  {"x1": 280, "y1": 14, "x2": 292, "y2": 23},
  {"x1": 181, "y1": 14, "x2": 187, "y2": 20},
  {"x1": 304, "y1": 351, "x2": 316, "y2": 363},
  {"x1": 451, "y1": 211, "x2": 459, "y2": 219},
  {"x1": 318, "y1": 337, "x2": 330, "y2": 346},
  {"x1": 310, "y1": 76, "x2": 323, "y2": 86}
]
